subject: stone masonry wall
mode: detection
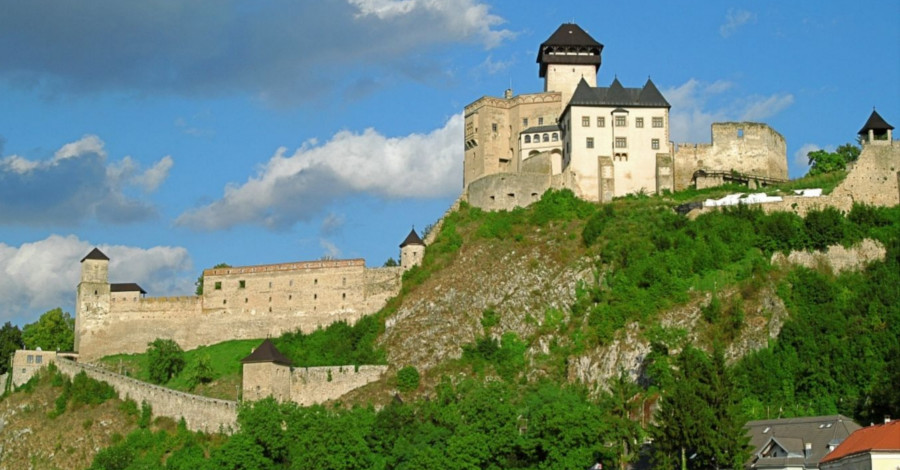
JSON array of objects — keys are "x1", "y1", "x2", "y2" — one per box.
[
  {"x1": 466, "y1": 172, "x2": 551, "y2": 211},
  {"x1": 289, "y1": 365, "x2": 387, "y2": 406}
]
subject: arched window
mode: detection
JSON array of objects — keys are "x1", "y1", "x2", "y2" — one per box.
[
  {"x1": 542, "y1": 133, "x2": 549, "y2": 142},
  {"x1": 533, "y1": 134, "x2": 540, "y2": 142},
  {"x1": 524, "y1": 135, "x2": 531, "y2": 143},
  {"x1": 552, "y1": 133, "x2": 558, "y2": 141}
]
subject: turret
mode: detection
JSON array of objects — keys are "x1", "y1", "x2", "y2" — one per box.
[
  {"x1": 537, "y1": 23, "x2": 603, "y2": 106},
  {"x1": 858, "y1": 108, "x2": 894, "y2": 145},
  {"x1": 75, "y1": 248, "x2": 111, "y2": 352},
  {"x1": 399, "y1": 228, "x2": 425, "y2": 270}
]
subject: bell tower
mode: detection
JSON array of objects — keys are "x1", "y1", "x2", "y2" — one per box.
[
  {"x1": 75, "y1": 248, "x2": 110, "y2": 353},
  {"x1": 537, "y1": 23, "x2": 603, "y2": 106}
]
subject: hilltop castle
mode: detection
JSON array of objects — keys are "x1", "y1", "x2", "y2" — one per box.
[
  {"x1": 74, "y1": 228, "x2": 425, "y2": 362},
  {"x1": 463, "y1": 23, "x2": 788, "y2": 210}
]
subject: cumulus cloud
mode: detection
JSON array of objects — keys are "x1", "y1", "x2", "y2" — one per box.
[
  {"x1": 0, "y1": 0, "x2": 513, "y2": 105},
  {"x1": 665, "y1": 79, "x2": 794, "y2": 143},
  {"x1": 720, "y1": 9, "x2": 757, "y2": 38},
  {"x1": 793, "y1": 143, "x2": 821, "y2": 174},
  {"x1": 176, "y1": 114, "x2": 463, "y2": 231},
  {"x1": 0, "y1": 235, "x2": 192, "y2": 325},
  {"x1": 0, "y1": 135, "x2": 171, "y2": 226}
]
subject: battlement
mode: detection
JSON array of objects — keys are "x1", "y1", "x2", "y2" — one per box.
[{"x1": 204, "y1": 258, "x2": 365, "y2": 276}]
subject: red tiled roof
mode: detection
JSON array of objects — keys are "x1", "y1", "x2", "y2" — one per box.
[{"x1": 820, "y1": 420, "x2": 900, "y2": 464}]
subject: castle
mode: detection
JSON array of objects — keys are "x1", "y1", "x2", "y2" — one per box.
[
  {"x1": 74, "y1": 228, "x2": 425, "y2": 362},
  {"x1": 463, "y1": 23, "x2": 788, "y2": 210}
]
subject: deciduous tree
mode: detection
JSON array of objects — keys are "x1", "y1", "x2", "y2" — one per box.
[{"x1": 22, "y1": 308, "x2": 74, "y2": 352}]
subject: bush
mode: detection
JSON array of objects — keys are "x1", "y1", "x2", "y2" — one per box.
[
  {"x1": 146, "y1": 338, "x2": 185, "y2": 384},
  {"x1": 396, "y1": 366, "x2": 420, "y2": 393}
]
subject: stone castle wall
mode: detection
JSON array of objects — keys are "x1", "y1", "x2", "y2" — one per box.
[
  {"x1": 77, "y1": 259, "x2": 403, "y2": 361},
  {"x1": 289, "y1": 365, "x2": 387, "y2": 406},
  {"x1": 674, "y1": 122, "x2": 787, "y2": 190},
  {"x1": 466, "y1": 172, "x2": 551, "y2": 212}
]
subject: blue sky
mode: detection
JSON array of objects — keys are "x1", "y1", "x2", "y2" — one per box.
[{"x1": 1, "y1": 1, "x2": 898, "y2": 327}]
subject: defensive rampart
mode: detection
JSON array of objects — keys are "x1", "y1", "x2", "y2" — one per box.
[
  {"x1": 290, "y1": 365, "x2": 387, "y2": 406},
  {"x1": 466, "y1": 172, "x2": 551, "y2": 211}
]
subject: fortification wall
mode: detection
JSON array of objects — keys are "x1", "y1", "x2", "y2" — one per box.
[
  {"x1": 467, "y1": 173, "x2": 551, "y2": 211},
  {"x1": 674, "y1": 122, "x2": 787, "y2": 190},
  {"x1": 831, "y1": 143, "x2": 899, "y2": 206},
  {"x1": 10, "y1": 350, "x2": 57, "y2": 387},
  {"x1": 289, "y1": 365, "x2": 387, "y2": 406}
]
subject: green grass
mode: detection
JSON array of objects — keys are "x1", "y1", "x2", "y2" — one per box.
[{"x1": 769, "y1": 170, "x2": 847, "y2": 195}]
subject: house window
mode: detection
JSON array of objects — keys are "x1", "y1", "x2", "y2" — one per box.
[
  {"x1": 635, "y1": 117, "x2": 644, "y2": 128},
  {"x1": 27, "y1": 355, "x2": 33, "y2": 364},
  {"x1": 542, "y1": 133, "x2": 549, "y2": 142},
  {"x1": 581, "y1": 116, "x2": 590, "y2": 127},
  {"x1": 597, "y1": 117, "x2": 605, "y2": 127},
  {"x1": 615, "y1": 137, "x2": 627, "y2": 148},
  {"x1": 652, "y1": 138, "x2": 660, "y2": 150},
  {"x1": 214, "y1": 281, "x2": 222, "y2": 290},
  {"x1": 652, "y1": 117, "x2": 663, "y2": 128},
  {"x1": 491, "y1": 123, "x2": 497, "y2": 132},
  {"x1": 615, "y1": 115, "x2": 626, "y2": 127},
  {"x1": 35, "y1": 356, "x2": 42, "y2": 364},
  {"x1": 524, "y1": 135, "x2": 531, "y2": 143},
  {"x1": 586, "y1": 137, "x2": 594, "y2": 149},
  {"x1": 238, "y1": 280, "x2": 246, "y2": 289},
  {"x1": 538, "y1": 117, "x2": 544, "y2": 125},
  {"x1": 552, "y1": 133, "x2": 558, "y2": 141},
  {"x1": 522, "y1": 118, "x2": 528, "y2": 127}
]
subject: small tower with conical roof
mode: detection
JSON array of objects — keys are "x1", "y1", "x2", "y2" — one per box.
[
  {"x1": 241, "y1": 338, "x2": 293, "y2": 402},
  {"x1": 399, "y1": 228, "x2": 425, "y2": 271},
  {"x1": 537, "y1": 23, "x2": 603, "y2": 105},
  {"x1": 75, "y1": 248, "x2": 111, "y2": 352},
  {"x1": 858, "y1": 108, "x2": 894, "y2": 145}
]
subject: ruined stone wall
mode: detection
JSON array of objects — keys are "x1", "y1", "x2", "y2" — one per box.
[
  {"x1": 832, "y1": 143, "x2": 899, "y2": 206},
  {"x1": 289, "y1": 365, "x2": 387, "y2": 406},
  {"x1": 674, "y1": 122, "x2": 787, "y2": 190},
  {"x1": 52, "y1": 357, "x2": 238, "y2": 433},
  {"x1": 466, "y1": 173, "x2": 551, "y2": 211},
  {"x1": 10, "y1": 350, "x2": 57, "y2": 387}
]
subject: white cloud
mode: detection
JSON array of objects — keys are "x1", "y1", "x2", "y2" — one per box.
[
  {"x1": 664, "y1": 79, "x2": 794, "y2": 143},
  {"x1": 0, "y1": 235, "x2": 192, "y2": 325},
  {"x1": 720, "y1": 9, "x2": 757, "y2": 38},
  {"x1": 319, "y1": 239, "x2": 342, "y2": 260},
  {"x1": 176, "y1": 114, "x2": 463, "y2": 231},
  {"x1": 0, "y1": 135, "x2": 171, "y2": 225},
  {"x1": 793, "y1": 143, "x2": 821, "y2": 173}
]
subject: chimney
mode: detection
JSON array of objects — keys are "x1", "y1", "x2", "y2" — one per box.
[{"x1": 804, "y1": 442, "x2": 812, "y2": 459}]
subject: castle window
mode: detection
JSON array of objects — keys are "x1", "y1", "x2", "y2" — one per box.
[
  {"x1": 289, "y1": 295, "x2": 292, "y2": 300},
  {"x1": 552, "y1": 133, "x2": 558, "y2": 141},
  {"x1": 533, "y1": 134, "x2": 539, "y2": 142},
  {"x1": 635, "y1": 117, "x2": 644, "y2": 128},
  {"x1": 342, "y1": 277, "x2": 346, "y2": 286},
  {"x1": 738, "y1": 128, "x2": 744, "y2": 138},
  {"x1": 289, "y1": 280, "x2": 293, "y2": 287},
  {"x1": 223, "y1": 300, "x2": 227, "y2": 305},
  {"x1": 652, "y1": 117, "x2": 663, "y2": 128},
  {"x1": 269, "y1": 297, "x2": 272, "y2": 302},
  {"x1": 314, "y1": 278, "x2": 317, "y2": 285},
  {"x1": 342, "y1": 293, "x2": 346, "y2": 300},
  {"x1": 35, "y1": 355, "x2": 42, "y2": 364},
  {"x1": 615, "y1": 115, "x2": 626, "y2": 127},
  {"x1": 522, "y1": 118, "x2": 528, "y2": 127},
  {"x1": 586, "y1": 137, "x2": 594, "y2": 149},
  {"x1": 314, "y1": 293, "x2": 317, "y2": 300},
  {"x1": 542, "y1": 133, "x2": 549, "y2": 142},
  {"x1": 214, "y1": 282, "x2": 221, "y2": 290},
  {"x1": 524, "y1": 135, "x2": 531, "y2": 143},
  {"x1": 597, "y1": 117, "x2": 605, "y2": 127},
  {"x1": 239, "y1": 280, "x2": 246, "y2": 289},
  {"x1": 268, "y1": 282, "x2": 272, "y2": 288},
  {"x1": 27, "y1": 355, "x2": 33, "y2": 364},
  {"x1": 94, "y1": 290, "x2": 98, "y2": 295},
  {"x1": 269, "y1": 307, "x2": 272, "y2": 312},
  {"x1": 245, "y1": 298, "x2": 248, "y2": 303},
  {"x1": 581, "y1": 116, "x2": 590, "y2": 127},
  {"x1": 538, "y1": 117, "x2": 544, "y2": 125},
  {"x1": 615, "y1": 137, "x2": 627, "y2": 148},
  {"x1": 491, "y1": 123, "x2": 497, "y2": 132},
  {"x1": 652, "y1": 138, "x2": 660, "y2": 150}
]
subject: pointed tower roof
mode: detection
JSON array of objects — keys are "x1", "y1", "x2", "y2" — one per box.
[
  {"x1": 81, "y1": 248, "x2": 109, "y2": 262},
  {"x1": 241, "y1": 338, "x2": 292, "y2": 366},
  {"x1": 537, "y1": 23, "x2": 603, "y2": 78},
  {"x1": 399, "y1": 228, "x2": 424, "y2": 248},
  {"x1": 858, "y1": 109, "x2": 894, "y2": 135},
  {"x1": 605, "y1": 77, "x2": 630, "y2": 105},
  {"x1": 637, "y1": 78, "x2": 670, "y2": 107},
  {"x1": 567, "y1": 78, "x2": 596, "y2": 106}
]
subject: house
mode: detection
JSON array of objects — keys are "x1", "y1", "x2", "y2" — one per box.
[
  {"x1": 819, "y1": 419, "x2": 900, "y2": 470},
  {"x1": 744, "y1": 415, "x2": 860, "y2": 469}
]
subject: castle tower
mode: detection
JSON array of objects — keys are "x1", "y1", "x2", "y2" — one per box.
[
  {"x1": 75, "y1": 248, "x2": 111, "y2": 353},
  {"x1": 399, "y1": 228, "x2": 425, "y2": 270},
  {"x1": 858, "y1": 108, "x2": 894, "y2": 145},
  {"x1": 537, "y1": 23, "x2": 603, "y2": 106},
  {"x1": 241, "y1": 339, "x2": 293, "y2": 402}
]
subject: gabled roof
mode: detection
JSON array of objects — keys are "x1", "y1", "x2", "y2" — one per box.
[
  {"x1": 81, "y1": 248, "x2": 109, "y2": 262},
  {"x1": 858, "y1": 109, "x2": 894, "y2": 134},
  {"x1": 240, "y1": 338, "x2": 292, "y2": 366},
  {"x1": 537, "y1": 23, "x2": 603, "y2": 78},
  {"x1": 745, "y1": 415, "x2": 861, "y2": 468},
  {"x1": 566, "y1": 77, "x2": 671, "y2": 110},
  {"x1": 399, "y1": 228, "x2": 424, "y2": 248},
  {"x1": 110, "y1": 283, "x2": 146, "y2": 294},
  {"x1": 820, "y1": 420, "x2": 900, "y2": 464}
]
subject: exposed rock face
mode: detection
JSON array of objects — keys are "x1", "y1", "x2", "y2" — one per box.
[{"x1": 771, "y1": 238, "x2": 886, "y2": 274}]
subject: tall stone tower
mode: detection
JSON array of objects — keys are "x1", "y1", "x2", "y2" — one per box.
[
  {"x1": 537, "y1": 23, "x2": 603, "y2": 106},
  {"x1": 75, "y1": 248, "x2": 111, "y2": 353},
  {"x1": 399, "y1": 229, "x2": 425, "y2": 270}
]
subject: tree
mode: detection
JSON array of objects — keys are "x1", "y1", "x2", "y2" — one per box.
[
  {"x1": 806, "y1": 143, "x2": 860, "y2": 176},
  {"x1": 600, "y1": 370, "x2": 645, "y2": 470},
  {"x1": 396, "y1": 365, "x2": 420, "y2": 392},
  {"x1": 186, "y1": 354, "x2": 215, "y2": 390},
  {"x1": 0, "y1": 322, "x2": 23, "y2": 374},
  {"x1": 382, "y1": 257, "x2": 399, "y2": 267},
  {"x1": 146, "y1": 338, "x2": 185, "y2": 384},
  {"x1": 22, "y1": 308, "x2": 74, "y2": 351},
  {"x1": 195, "y1": 263, "x2": 231, "y2": 295}
]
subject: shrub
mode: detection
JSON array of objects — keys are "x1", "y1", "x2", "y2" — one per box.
[
  {"x1": 396, "y1": 366, "x2": 420, "y2": 393},
  {"x1": 146, "y1": 338, "x2": 185, "y2": 384}
]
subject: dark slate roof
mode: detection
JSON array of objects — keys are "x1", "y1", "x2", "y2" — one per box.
[
  {"x1": 110, "y1": 283, "x2": 146, "y2": 294},
  {"x1": 858, "y1": 109, "x2": 894, "y2": 134},
  {"x1": 81, "y1": 248, "x2": 109, "y2": 262},
  {"x1": 567, "y1": 77, "x2": 671, "y2": 110},
  {"x1": 240, "y1": 338, "x2": 292, "y2": 366},
  {"x1": 745, "y1": 415, "x2": 861, "y2": 469},
  {"x1": 521, "y1": 124, "x2": 561, "y2": 134},
  {"x1": 399, "y1": 228, "x2": 424, "y2": 248},
  {"x1": 537, "y1": 23, "x2": 603, "y2": 78}
]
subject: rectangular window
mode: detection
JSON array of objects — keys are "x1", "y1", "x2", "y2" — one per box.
[
  {"x1": 27, "y1": 355, "x2": 33, "y2": 364},
  {"x1": 635, "y1": 117, "x2": 644, "y2": 128},
  {"x1": 239, "y1": 280, "x2": 246, "y2": 289},
  {"x1": 491, "y1": 123, "x2": 498, "y2": 132},
  {"x1": 615, "y1": 115, "x2": 626, "y2": 127},
  {"x1": 214, "y1": 281, "x2": 222, "y2": 290},
  {"x1": 651, "y1": 138, "x2": 660, "y2": 150},
  {"x1": 35, "y1": 356, "x2": 42, "y2": 364},
  {"x1": 538, "y1": 117, "x2": 544, "y2": 125},
  {"x1": 522, "y1": 118, "x2": 528, "y2": 127},
  {"x1": 615, "y1": 137, "x2": 627, "y2": 148},
  {"x1": 597, "y1": 117, "x2": 605, "y2": 127},
  {"x1": 652, "y1": 117, "x2": 663, "y2": 128},
  {"x1": 586, "y1": 137, "x2": 594, "y2": 149},
  {"x1": 581, "y1": 116, "x2": 590, "y2": 127}
]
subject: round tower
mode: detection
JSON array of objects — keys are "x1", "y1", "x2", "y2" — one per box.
[
  {"x1": 399, "y1": 228, "x2": 425, "y2": 271},
  {"x1": 75, "y1": 248, "x2": 111, "y2": 353}
]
